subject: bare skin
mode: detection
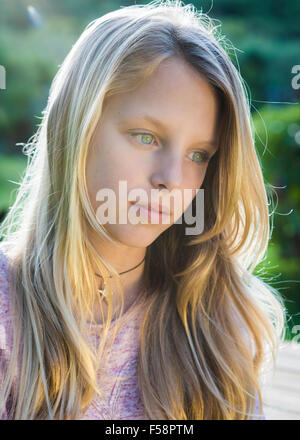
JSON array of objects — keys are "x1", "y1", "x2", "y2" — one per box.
[{"x1": 85, "y1": 56, "x2": 218, "y2": 324}]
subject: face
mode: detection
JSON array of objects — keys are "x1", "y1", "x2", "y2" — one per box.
[{"x1": 86, "y1": 56, "x2": 218, "y2": 248}]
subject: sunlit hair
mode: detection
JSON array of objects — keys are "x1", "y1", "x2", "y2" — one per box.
[{"x1": 0, "y1": 0, "x2": 286, "y2": 419}]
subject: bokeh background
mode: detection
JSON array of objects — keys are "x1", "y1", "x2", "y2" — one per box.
[{"x1": 0, "y1": 0, "x2": 299, "y2": 342}]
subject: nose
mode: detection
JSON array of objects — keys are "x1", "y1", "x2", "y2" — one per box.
[{"x1": 151, "y1": 150, "x2": 183, "y2": 191}]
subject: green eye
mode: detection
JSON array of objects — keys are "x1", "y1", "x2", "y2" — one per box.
[
  {"x1": 131, "y1": 132, "x2": 156, "y2": 145},
  {"x1": 130, "y1": 132, "x2": 210, "y2": 165},
  {"x1": 141, "y1": 133, "x2": 154, "y2": 144},
  {"x1": 189, "y1": 151, "x2": 209, "y2": 164}
]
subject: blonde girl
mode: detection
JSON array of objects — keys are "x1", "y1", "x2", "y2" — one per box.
[{"x1": 0, "y1": 0, "x2": 286, "y2": 419}]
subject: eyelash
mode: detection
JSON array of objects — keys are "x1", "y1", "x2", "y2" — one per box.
[{"x1": 129, "y1": 132, "x2": 210, "y2": 165}]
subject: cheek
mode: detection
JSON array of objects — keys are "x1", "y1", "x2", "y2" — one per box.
[
  {"x1": 184, "y1": 168, "x2": 206, "y2": 194},
  {"x1": 86, "y1": 152, "x2": 109, "y2": 212},
  {"x1": 86, "y1": 144, "x2": 116, "y2": 190},
  {"x1": 194, "y1": 165, "x2": 208, "y2": 186},
  {"x1": 182, "y1": 188, "x2": 200, "y2": 217},
  {"x1": 184, "y1": 166, "x2": 209, "y2": 200},
  {"x1": 175, "y1": 170, "x2": 207, "y2": 218}
]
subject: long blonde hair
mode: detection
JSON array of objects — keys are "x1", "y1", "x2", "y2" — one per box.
[{"x1": 0, "y1": 0, "x2": 286, "y2": 419}]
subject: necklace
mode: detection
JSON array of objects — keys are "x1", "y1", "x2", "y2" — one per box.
[{"x1": 95, "y1": 256, "x2": 146, "y2": 302}]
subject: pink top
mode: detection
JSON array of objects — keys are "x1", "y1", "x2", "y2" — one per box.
[
  {"x1": 0, "y1": 246, "x2": 147, "y2": 420},
  {"x1": 0, "y1": 246, "x2": 265, "y2": 420}
]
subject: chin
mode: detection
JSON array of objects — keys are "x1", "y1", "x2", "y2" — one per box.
[{"x1": 105, "y1": 222, "x2": 171, "y2": 248}]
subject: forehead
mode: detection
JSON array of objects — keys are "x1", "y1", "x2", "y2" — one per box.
[{"x1": 106, "y1": 58, "x2": 218, "y2": 142}]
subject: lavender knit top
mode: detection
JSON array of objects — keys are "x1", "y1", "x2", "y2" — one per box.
[{"x1": 0, "y1": 247, "x2": 265, "y2": 420}]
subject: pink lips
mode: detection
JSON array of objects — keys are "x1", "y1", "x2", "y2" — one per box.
[
  {"x1": 130, "y1": 201, "x2": 170, "y2": 215},
  {"x1": 147, "y1": 201, "x2": 168, "y2": 215}
]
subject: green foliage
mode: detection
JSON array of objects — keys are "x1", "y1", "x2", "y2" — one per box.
[
  {"x1": 0, "y1": 154, "x2": 27, "y2": 211},
  {"x1": 252, "y1": 104, "x2": 300, "y2": 257},
  {"x1": 252, "y1": 105, "x2": 300, "y2": 339}
]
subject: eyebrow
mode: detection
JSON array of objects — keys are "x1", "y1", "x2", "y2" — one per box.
[{"x1": 121, "y1": 114, "x2": 218, "y2": 151}]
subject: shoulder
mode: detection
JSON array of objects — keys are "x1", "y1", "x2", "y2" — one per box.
[
  {"x1": 0, "y1": 245, "x2": 13, "y2": 354},
  {"x1": 0, "y1": 245, "x2": 17, "y2": 420}
]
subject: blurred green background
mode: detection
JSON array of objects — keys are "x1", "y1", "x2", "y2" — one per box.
[{"x1": 0, "y1": 0, "x2": 299, "y2": 342}]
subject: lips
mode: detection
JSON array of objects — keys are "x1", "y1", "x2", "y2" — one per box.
[
  {"x1": 147, "y1": 201, "x2": 170, "y2": 215},
  {"x1": 130, "y1": 201, "x2": 170, "y2": 215}
]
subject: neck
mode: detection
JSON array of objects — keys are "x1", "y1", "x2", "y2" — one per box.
[{"x1": 87, "y1": 225, "x2": 147, "y2": 319}]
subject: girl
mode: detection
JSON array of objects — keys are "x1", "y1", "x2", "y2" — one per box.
[{"x1": 0, "y1": 0, "x2": 286, "y2": 419}]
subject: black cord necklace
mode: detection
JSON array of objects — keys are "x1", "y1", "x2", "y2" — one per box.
[{"x1": 95, "y1": 256, "x2": 146, "y2": 301}]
